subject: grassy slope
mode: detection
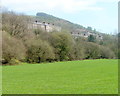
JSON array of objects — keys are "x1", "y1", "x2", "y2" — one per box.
[{"x1": 2, "y1": 59, "x2": 118, "y2": 94}]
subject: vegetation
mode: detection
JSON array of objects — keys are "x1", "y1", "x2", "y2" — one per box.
[
  {"x1": 1, "y1": 9, "x2": 118, "y2": 95},
  {"x1": 3, "y1": 59, "x2": 118, "y2": 94},
  {"x1": 2, "y1": 31, "x2": 26, "y2": 65},
  {"x1": 25, "y1": 38, "x2": 55, "y2": 63},
  {"x1": 88, "y1": 35, "x2": 96, "y2": 42},
  {"x1": 2, "y1": 11, "x2": 118, "y2": 65}
]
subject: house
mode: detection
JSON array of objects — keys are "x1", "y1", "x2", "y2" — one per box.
[
  {"x1": 71, "y1": 29, "x2": 103, "y2": 40},
  {"x1": 28, "y1": 21, "x2": 61, "y2": 32}
]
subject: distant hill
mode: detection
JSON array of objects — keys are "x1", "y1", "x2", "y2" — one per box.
[
  {"x1": 35, "y1": 12, "x2": 108, "y2": 38},
  {"x1": 36, "y1": 12, "x2": 86, "y2": 32}
]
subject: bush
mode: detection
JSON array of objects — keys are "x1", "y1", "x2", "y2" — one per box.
[
  {"x1": 68, "y1": 41, "x2": 85, "y2": 60},
  {"x1": 84, "y1": 42, "x2": 101, "y2": 59},
  {"x1": 99, "y1": 46, "x2": 115, "y2": 59},
  {"x1": 88, "y1": 35, "x2": 96, "y2": 42},
  {"x1": 50, "y1": 32, "x2": 74, "y2": 61},
  {"x1": 25, "y1": 38, "x2": 55, "y2": 63},
  {"x1": 9, "y1": 59, "x2": 20, "y2": 65},
  {"x1": 2, "y1": 31, "x2": 26, "y2": 65},
  {"x1": 2, "y1": 11, "x2": 30, "y2": 38}
]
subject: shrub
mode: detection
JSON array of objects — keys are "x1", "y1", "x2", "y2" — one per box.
[
  {"x1": 2, "y1": 31, "x2": 26, "y2": 65},
  {"x1": 88, "y1": 35, "x2": 96, "y2": 42},
  {"x1": 25, "y1": 38, "x2": 55, "y2": 63},
  {"x1": 50, "y1": 32, "x2": 74, "y2": 61},
  {"x1": 68, "y1": 41, "x2": 85, "y2": 60},
  {"x1": 99, "y1": 46, "x2": 115, "y2": 59},
  {"x1": 9, "y1": 59, "x2": 20, "y2": 65},
  {"x1": 84, "y1": 42, "x2": 101, "y2": 59}
]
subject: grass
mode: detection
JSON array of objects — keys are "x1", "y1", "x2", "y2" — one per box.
[{"x1": 2, "y1": 59, "x2": 118, "y2": 94}]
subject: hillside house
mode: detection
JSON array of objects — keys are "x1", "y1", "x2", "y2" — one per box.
[
  {"x1": 71, "y1": 29, "x2": 103, "y2": 40},
  {"x1": 28, "y1": 21, "x2": 61, "y2": 32}
]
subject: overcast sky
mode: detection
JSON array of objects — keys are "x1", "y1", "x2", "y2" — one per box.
[{"x1": 2, "y1": 0, "x2": 119, "y2": 34}]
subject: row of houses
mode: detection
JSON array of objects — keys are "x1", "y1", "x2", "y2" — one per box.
[
  {"x1": 71, "y1": 29, "x2": 103, "y2": 40},
  {"x1": 28, "y1": 20, "x2": 61, "y2": 32},
  {"x1": 28, "y1": 20, "x2": 103, "y2": 40}
]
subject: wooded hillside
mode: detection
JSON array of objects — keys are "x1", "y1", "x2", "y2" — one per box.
[{"x1": 1, "y1": 11, "x2": 119, "y2": 65}]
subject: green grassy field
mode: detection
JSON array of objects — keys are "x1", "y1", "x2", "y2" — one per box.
[{"x1": 2, "y1": 59, "x2": 118, "y2": 94}]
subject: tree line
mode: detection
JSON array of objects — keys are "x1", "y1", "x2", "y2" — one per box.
[{"x1": 1, "y1": 11, "x2": 119, "y2": 65}]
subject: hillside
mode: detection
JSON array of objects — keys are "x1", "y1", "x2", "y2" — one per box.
[
  {"x1": 36, "y1": 12, "x2": 90, "y2": 32},
  {"x1": 2, "y1": 11, "x2": 118, "y2": 65},
  {"x1": 35, "y1": 12, "x2": 109, "y2": 38}
]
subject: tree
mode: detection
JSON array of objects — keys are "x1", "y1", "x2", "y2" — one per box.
[
  {"x1": 84, "y1": 42, "x2": 101, "y2": 59},
  {"x1": 25, "y1": 38, "x2": 55, "y2": 63},
  {"x1": 2, "y1": 11, "x2": 31, "y2": 38},
  {"x1": 68, "y1": 40, "x2": 85, "y2": 60},
  {"x1": 99, "y1": 46, "x2": 115, "y2": 59},
  {"x1": 87, "y1": 26, "x2": 92, "y2": 31},
  {"x1": 88, "y1": 35, "x2": 96, "y2": 42},
  {"x1": 2, "y1": 31, "x2": 26, "y2": 65},
  {"x1": 93, "y1": 29, "x2": 96, "y2": 33},
  {"x1": 50, "y1": 32, "x2": 74, "y2": 61}
]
